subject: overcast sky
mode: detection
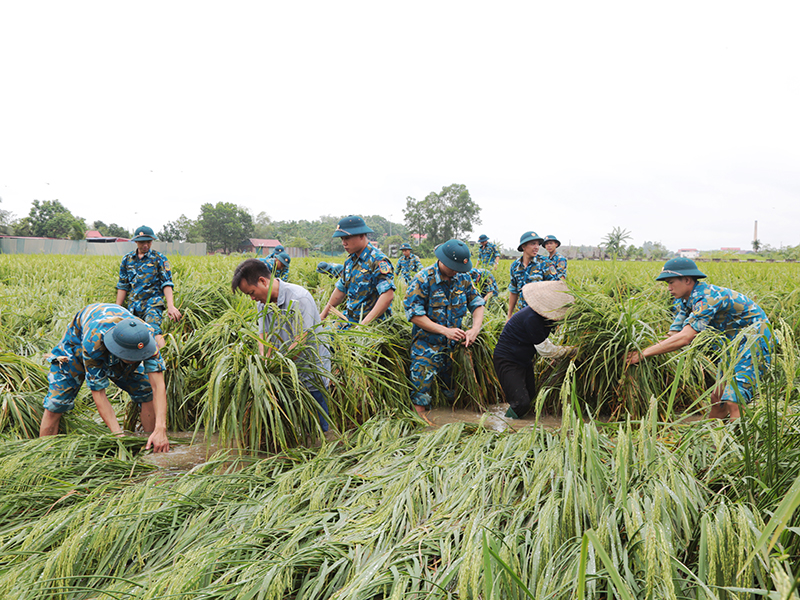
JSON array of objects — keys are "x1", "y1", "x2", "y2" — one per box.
[{"x1": 1, "y1": 1, "x2": 798, "y2": 252}]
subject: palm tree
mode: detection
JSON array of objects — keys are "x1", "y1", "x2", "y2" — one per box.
[{"x1": 603, "y1": 226, "x2": 632, "y2": 258}]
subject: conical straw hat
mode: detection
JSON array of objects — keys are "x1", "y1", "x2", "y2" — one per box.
[{"x1": 521, "y1": 281, "x2": 574, "y2": 320}]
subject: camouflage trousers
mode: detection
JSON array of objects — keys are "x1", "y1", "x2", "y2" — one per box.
[
  {"x1": 409, "y1": 339, "x2": 455, "y2": 407},
  {"x1": 718, "y1": 324, "x2": 772, "y2": 404},
  {"x1": 128, "y1": 299, "x2": 165, "y2": 335},
  {"x1": 44, "y1": 359, "x2": 154, "y2": 413}
]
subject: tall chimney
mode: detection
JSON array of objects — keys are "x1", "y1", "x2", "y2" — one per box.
[{"x1": 754, "y1": 220, "x2": 758, "y2": 242}]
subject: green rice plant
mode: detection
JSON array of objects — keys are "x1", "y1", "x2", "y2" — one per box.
[
  {"x1": 0, "y1": 415, "x2": 795, "y2": 599},
  {"x1": 0, "y1": 351, "x2": 48, "y2": 393},
  {"x1": 326, "y1": 317, "x2": 415, "y2": 427},
  {"x1": 538, "y1": 289, "x2": 710, "y2": 418},
  {"x1": 0, "y1": 392, "x2": 44, "y2": 437}
]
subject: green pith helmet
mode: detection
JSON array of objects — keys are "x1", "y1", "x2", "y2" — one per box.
[
  {"x1": 103, "y1": 318, "x2": 157, "y2": 361},
  {"x1": 478, "y1": 234, "x2": 489, "y2": 243},
  {"x1": 517, "y1": 231, "x2": 543, "y2": 252},
  {"x1": 542, "y1": 235, "x2": 561, "y2": 248},
  {"x1": 316, "y1": 261, "x2": 329, "y2": 272},
  {"x1": 400, "y1": 243, "x2": 411, "y2": 251},
  {"x1": 273, "y1": 245, "x2": 284, "y2": 253},
  {"x1": 435, "y1": 239, "x2": 472, "y2": 273},
  {"x1": 276, "y1": 252, "x2": 291, "y2": 266},
  {"x1": 333, "y1": 215, "x2": 374, "y2": 238},
  {"x1": 131, "y1": 226, "x2": 157, "y2": 242},
  {"x1": 655, "y1": 257, "x2": 707, "y2": 281}
]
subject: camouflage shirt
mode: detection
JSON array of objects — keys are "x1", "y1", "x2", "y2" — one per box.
[
  {"x1": 469, "y1": 268, "x2": 499, "y2": 298},
  {"x1": 335, "y1": 244, "x2": 396, "y2": 322},
  {"x1": 317, "y1": 263, "x2": 343, "y2": 279},
  {"x1": 117, "y1": 249, "x2": 174, "y2": 308},
  {"x1": 396, "y1": 253, "x2": 422, "y2": 283},
  {"x1": 669, "y1": 281, "x2": 769, "y2": 340},
  {"x1": 478, "y1": 242, "x2": 499, "y2": 267},
  {"x1": 404, "y1": 264, "x2": 485, "y2": 346},
  {"x1": 508, "y1": 256, "x2": 544, "y2": 309},
  {"x1": 261, "y1": 257, "x2": 290, "y2": 282},
  {"x1": 50, "y1": 303, "x2": 165, "y2": 391},
  {"x1": 541, "y1": 253, "x2": 568, "y2": 281}
]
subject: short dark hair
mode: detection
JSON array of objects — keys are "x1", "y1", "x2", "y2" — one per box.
[{"x1": 232, "y1": 258, "x2": 271, "y2": 293}]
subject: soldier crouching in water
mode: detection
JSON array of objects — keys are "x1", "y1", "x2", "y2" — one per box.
[
  {"x1": 40, "y1": 303, "x2": 170, "y2": 452},
  {"x1": 626, "y1": 258, "x2": 771, "y2": 420},
  {"x1": 403, "y1": 239, "x2": 485, "y2": 424}
]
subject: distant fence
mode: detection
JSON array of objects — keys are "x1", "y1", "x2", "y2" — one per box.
[{"x1": 0, "y1": 239, "x2": 207, "y2": 256}]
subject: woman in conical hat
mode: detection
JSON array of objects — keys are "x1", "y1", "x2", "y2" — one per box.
[{"x1": 493, "y1": 281, "x2": 575, "y2": 419}]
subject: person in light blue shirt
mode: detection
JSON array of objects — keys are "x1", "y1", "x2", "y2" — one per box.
[
  {"x1": 232, "y1": 259, "x2": 331, "y2": 432},
  {"x1": 626, "y1": 258, "x2": 770, "y2": 420}
]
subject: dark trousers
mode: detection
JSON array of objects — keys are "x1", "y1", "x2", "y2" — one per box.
[
  {"x1": 309, "y1": 388, "x2": 330, "y2": 432},
  {"x1": 493, "y1": 355, "x2": 537, "y2": 417}
]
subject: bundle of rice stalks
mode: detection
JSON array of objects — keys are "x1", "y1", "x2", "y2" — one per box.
[
  {"x1": 0, "y1": 434, "x2": 157, "y2": 522},
  {"x1": 149, "y1": 300, "x2": 257, "y2": 431},
  {"x1": 537, "y1": 291, "x2": 710, "y2": 418},
  {"x1": 326, "y1": 317, "x2": 414, "y2": 427},
  {"x1": 0, "y1": 392, "x2": 43, "y2": 437},
  {"x1": 0, "y1": 352, "x2": 48, "y2": 393},
  {"x1": 450, "y1": 335, "x2": 503, "y2": 409}
]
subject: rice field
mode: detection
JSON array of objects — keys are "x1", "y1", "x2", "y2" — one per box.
[{"x1": 1, "y1": 254, "x2": 799, "y2": 599}]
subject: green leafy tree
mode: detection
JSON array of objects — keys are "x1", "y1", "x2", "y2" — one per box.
[
  {"x1": 106, "y1": 223, "x2": 130, "y2": 238},
  {"x1": 92, "y1": 221, "x2": 130, "y2": 238},
  {"x1": 286, "y1": 236, "x2": 310, "y2": 250},
  {"x1": 22, "y1": 200, "x2": 85, "y2": 239},
  {"x1": 197, "y1": 202, "x2": 254, "y2": 253},
  {"x1": 159, "y1": 214, "x2": 199, "y2": 243},
  {"x1": 0, "y1": 198, "x2": 13, "y2": 235},
  {"x1": 602, "y1": 226, "x2": 632, "y2": 258},
  {"x1": 253, "y1": 212, "x2": 276, "y2": 239},
  {"x1": 752, "y1": 238, "x2": 762, "y2": 253},
  {"x1": 641, "y1": 241, "x2": 669, "y2": 260},
  {"x1": 403, "y1": 184, "x2": 481, "y2": 246},
  {"x1": 384, "y1": 234, "x2": 403, "y2": 249}
]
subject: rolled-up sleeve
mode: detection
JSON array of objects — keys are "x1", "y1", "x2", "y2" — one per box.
[
  {"x1": 116, "y1": 256, "x2": 131, "y2": 291},
  {"x1": 404, "y1": 276, "x2": 428, "y2": 320}
]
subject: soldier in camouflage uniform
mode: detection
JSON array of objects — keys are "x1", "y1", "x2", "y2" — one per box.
[
  {"x1": 267, "y1": 244, "x2": 285, "y2": 259},
  {"x1": 627, "y1": 258, "x2": 771, "y2": 420},
  {"x1": 116, "y1": 226, "x2": 182, "y2": 349},
  {"x1": 404, "y1": 239, "x2": 485, "y2": 424},
  {"x1": 320, "y1": 216, "x2": 395, "y2": 325},
  {"x1": 316, "y1": 261, "x2": 344, "y2": 279},
  {"x1": 261, "y1": 251, "x2": 291, "y2": 282},
  {"x1": 477, "y1": 234, "x2": 500, "y2": 268},
  {"x1": 39, "y1": 303, "x2": 170, "y2": 452},
  {"x1": 541, "y1": 235, "x2": 568, "y2": 281},
  {"x1": 469, "y1": 267, "x2": 499, "y2": 303},
  {"x1": 396, "y1": 242, "x2": 422, "y2": 284},
  {"x1": 507, "y1": 231, "x2": 544, "y2": 319}
]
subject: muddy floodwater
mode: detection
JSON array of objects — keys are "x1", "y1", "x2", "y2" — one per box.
[{"x1": 139, "y1": 404, "x2": 567, "y2": 472}]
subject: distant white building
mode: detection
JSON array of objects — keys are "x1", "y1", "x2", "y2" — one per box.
[{"x1": 678, "y1": 248, "x2": 700, "y2": 259}]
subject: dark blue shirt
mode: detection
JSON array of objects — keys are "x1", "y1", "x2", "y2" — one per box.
[{"x1": 493, "y1": 307, "x2": 551, "y2": 365}]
